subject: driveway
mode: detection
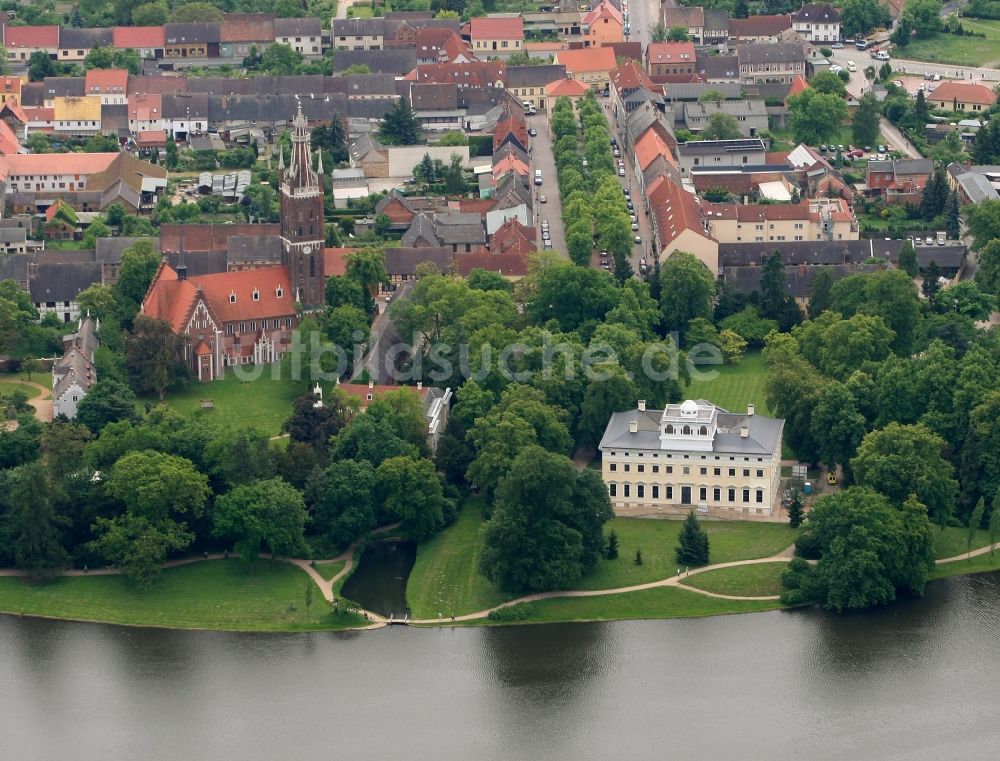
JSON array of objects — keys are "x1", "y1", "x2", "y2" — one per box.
[{"x1": 527, "y1": 112, "x2": 566, "y2": 258}]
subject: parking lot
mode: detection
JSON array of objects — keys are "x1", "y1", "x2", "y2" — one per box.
[{"x1": 527, "y1": 112, "x2": 566, "y2": 258}]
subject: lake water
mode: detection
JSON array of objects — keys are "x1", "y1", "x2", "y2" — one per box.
[
  {"x1": 2, "y1": 572, "x2": 1000, "y2": 760},
  {"x1": 339, "y1": 540, "x2": 415, "y2": 617}
]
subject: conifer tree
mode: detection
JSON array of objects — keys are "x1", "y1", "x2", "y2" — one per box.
[
  {"x1": 788, "y1": 491, "x2": 805, "y2": 529},
  {"x1": 605, "y1": 529, "x2": 619, "y2": 560},
  {"x1": 676, "y1": 510, "x2": 710, "y2": 565}
]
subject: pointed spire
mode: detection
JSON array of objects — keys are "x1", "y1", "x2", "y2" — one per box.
[
  {"x1": 278, "y1": 145, "x2": 284, "y2": 171},
  {"x1": 316, "y1": 149, "x2": 323, "y2": 175}
]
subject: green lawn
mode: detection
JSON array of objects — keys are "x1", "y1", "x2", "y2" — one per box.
[
  {"x1": 504, "y1": 586, "x2": 783, "y2": 624},
  {"x1": 933, "y1": 526, "x2": 995, "y2": 560},
  {"x1": 685, "y1": 351, "x2": 771, "y2": 417},
  {"x1": 0, "y1": 560, "x2": 367, "y2": 631},
  {"x1": 931, "y1": 548, "x2": 1000, "y2": 580},
  {"x1": 153, "y1": 371, "x2": 309, "y2": 436},
  {"x1": 314, "y1": 560, "x2": 346, "y2": 581},
  {"x1": 1, "y1": 370, "x2": 52, "y2": 389},
  {"x1": 682, "y1": 561, "x2": 788, "y2": 597},
  {"x1": 897, "y1": 27, "x2": 1000, "y2": 67},
  {"x1": 0, "y1": 380, "x2": 43, "y2": 400},
  {"x1": 576, "y1": 518, "x2": 797, "y2": 591},
  {"x1": 406, "y1": 498, "x2": 517, "y2": 619},
  {"x1": 406, "y1": 501, "x2": 796, "y2": 617}
]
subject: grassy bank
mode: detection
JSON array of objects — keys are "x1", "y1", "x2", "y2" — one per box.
[
  {"x1": 503, "y1": 586, "x2": 783, "y2": 624},
  {"x1": 896, "y1": 27, "x2": 1000, "y2": 67},
  {"x1": 932, "y1": 549, "x2": 1000, "y2": 580},
  {"x1": 314, "y1": 560, "x2": 346, "y2": 581},
  {"x1": 933, "y1": 526, "x2": 994, "y2": 559},
  {"x1": 406, "y1": 499, "x2": 796, "y2": 617},
  {"x1": 0, "y1": 560, "x2": 365, "y2": 631},
  {"x1": 407, "y1": 498, "x2": 517, "y2": 619},
  {"x1": 682, "y1": 562, "x2": 788, "y2": 597}
]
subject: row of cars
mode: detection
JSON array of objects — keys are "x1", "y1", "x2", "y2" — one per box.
[{"x1": 818, "y1": 142, "x2": 893, "y2": 161}]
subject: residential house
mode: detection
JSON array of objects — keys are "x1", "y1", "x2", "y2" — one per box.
[
  {"x1": 128, "y1": 93, "x2": 164, "y2": 132},
  {"x1": 349, "y1": 133, "x2": 389, "y2": 176},
  {"x1": 40, "y1": 77, "x2": 85, "y2": 108},
  {"x1": 113, "y1": 26, "x2": 167, "y2": 59},
  {"x1": 433, "y1": 211, "x2": 486, "y2": 252},
  {"x1": 662, "y1": 7, "x2": 705, "y2": 43},
  {"x1": 728, "y1": 15, "x2": 793, "y2": 43},
  {"x1": 5, "y1": 25, "x2": 60, "y2": 62},
  {"x1": 507, "y1": 64, "x2": 566, "y2": 113},
  {"x1": 52, "y1": 316, "x2": 99, "y2": 419},
  {"x1": 331, "y1": 380, "x2": 452, "y2": 452},
  {"x1": 28, "y1": 261, "x2": 104, "y2": 324},
  {"x1": 412, "y1": 28, "x2": 473, "y2": 64},
  {"x1": 736, "y1": 43, "x2": 805, "y2": 84},
  {"x1": 599, "y1": 399, "x2": 784, "y2": 516},
  {"x1": 928, "y1": 82, "x2": 998, "y2": 113},
  {"x1": 488, "y1": 216, "x2": 536, "y2": 254},
  {"x1": 521, "y1": 10, "x2": 584, "y2": 39},
  {"x1": 582, "y1": 1, "x2": 624, "y2": 48},
  {"x1": 646, "y1": 42, "x2": 696, "y2": 76},
  {"x1": 468, "y1": 16, "x2": 524, "y2": 58},
  {"x1": 545, "y1": 77, "x2": 591, "y2": 111},
  {"x1": 695, "y1": 55, "x2": 740, "y2": 83},
  {"x1": 791, "y1": 3, "x2": 840, "y2": 43},
  {"x1": 53, "y1": 96, "x2": 103, "y2": 137},
  {"x1": 948, "y1": 163, "x2": 1000, "y2": 204},
  {"x1": 866, "y1": 158, "x2": 933, "y2": 203},
  {"x1": 382, "y1": 245, "x2": 454, "y2": 285},
  {"x1": 332, "y1": 18, "x2": 385, "y2": 50},
  {"x1": 0, "y1": 76, "x2": 22, "y2": 105},
  {"x1": 634, "y1": 128, "x2": 680, "y2": 190},
  {"x1": 553, "y1": 47, "x2": 618, "y2": 91},
  {"x1": 374, "y1": 189, "x2": 437, "y2": 231},
  {"x1": 332, "y1": 48, "x2": 417, "y2": 75},
  {"x1": 682, "y1": 100, "x2": 768, "y2": 137},
  {"x1": 164, "y1": 22, "x2": 221, "y2": 59},
  {"x1": 58, "y1": 27, "x2": 113, "y2": 61},
  {"x1": 453, "y1": 248, "x2": 530, "y2": 279},
  {"x1": 702, "y1": 9, "x2": 731, "y2": 44},
  {"x1": 274, "y1": 17, "x2": 322, "y2": 56},
  {"x1": 645, "y1": 174, "x2": 718, "y2": 272},
  {"x1": 409, "y1": 83, "x2": 463, "y2": 132},
  {"x1": 219, "y1": 13, "x2": 275, "y2": 59},
  {"x1": 703, "y1": 198, "x2": 858, "y2": 244},
  {"x1": 84, "y1": 69, "x2": 129, "y2": 105},
  {"x1": 676, "y1": 137, "x2": 767, "y2": 176},
  {"x1": 409, "y1": 62, "x2": 508, "y2": 92},
  {"x1": 43, "y1": 200, "x2": 78, "y2": 240}
]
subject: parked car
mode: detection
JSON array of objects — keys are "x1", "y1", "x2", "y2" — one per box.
[
  {"x1": 618, "y1": 167, "x2": 626, "y2": 176},
  {"x1": 847, "y1": 61, "x2": 857, "y2": 72},
  {"x1": 892, "y1": 79, "x2": 903, "y2": 87},
  {"x1": 933, "y1": 73, "x2": 941, "y2": 81},
  {"x1": 631, "y1": 222, "x2": 639, "y2": 231},
  {"x1": 539, "y1": 194, "x2": 547, "y2": 203},
  {"x1": 634, "y1": 234, "x2": 641, "y2": 244},
  {"x1": 832, "y1": 41, "x2": 844, "y2": 49},
  {"x1": 528, "y1": 127, "x2": 537, "y2": 137}
]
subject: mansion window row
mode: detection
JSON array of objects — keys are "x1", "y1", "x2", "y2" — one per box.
[
  {"x1": 609, "y1": 462, "x2": 765, "y2": 478},
  {"x1": 608, "y1": 450, "x2": 766, "y2": 462},
  {"x1": 608, "y1": 483, "x2": 766, "y2": 503}
]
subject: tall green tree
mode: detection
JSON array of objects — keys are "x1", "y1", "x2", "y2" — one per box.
[
  {"x1": 787, "y1": 90, "x2": 849, "y2": 145},
  {"x1": 378, "y1": 98, "x2": 422, "y2": 145},
  {"x1": 75, "y1": 379, "x2": 139, "y2": 434},
  {"x1": 811, "y1": 381, "x2": 867, "y2": 471},
  {"x1": 759, "y1": 252, "x2": 802, "y2": 331},
  {"x1": 375, "y1": 455, "x2": 449, "y2": 540},
  {"x1": 480, "y1": 446, "x2": 613, "y2": 592},
  {"x1": 700, "y1": 112, "x2": 742, "y2": 140},
  {"x1": 88, "y1": 514, "x2": 193, "y2": 587},
  {"x1": 897, "y1": 239, "x2": 919, "y2": 278},
  {"x1": 5, "y1": 464, "x2": 68, "y2": 577},
  {"x1": 308, "y1": 459, "x2": 377, "y2": 547},
  {"x1": 105, "y1": 450, "x2": 210, "y2": 522},
  {"x1": 660, "y1": 252, "x2": 715, "y2": 337},
  {"x1": 945, "y1": 190, "x2": 961, "y2": 240},
  {"x1": 968, "y1": 497, "x2": 986, "y2": 556},
  {"x1": 676, "y1": 510, "x2": 710, "y2": 566},
  {"x1": 853, "y1": 94, "x2": 881, "y2": 148},
  {"x1": 851, "y1": 422, "x2": 957, "y2": 524},
  {"x1": 213, "y1": 478, "x2": 308, "y2": 564},
  {"x1": 126, "y1": 316, "x2": 187, "y2": 400}
]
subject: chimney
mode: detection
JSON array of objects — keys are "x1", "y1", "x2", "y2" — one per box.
[
  {"x1": 368, "y1": 380, "x2": 374, "y2": 390},
  {"x1": 638, "y1": 399, "x2": 646, "y2": 412},
  {"x1": 629, "y1": 419, "x2": 638, "y2": 434},
  {"x1": 740, "y1": 426, "x2": 749, "y2": 438},
  {"x1": 747, "y1": 403, "x2": 755, "y2": 416}
]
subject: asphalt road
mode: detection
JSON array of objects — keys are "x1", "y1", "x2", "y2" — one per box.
[
  {"x1": 624, "y1": 0, "x2": 658, "y2": 50},
  {"x1": 528, "y1": 112, "x2": 566, "y2": 258}
]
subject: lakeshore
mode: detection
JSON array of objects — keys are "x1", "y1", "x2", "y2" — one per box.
[{"x1": 1, "y1": 512, "x2": 998, "y2": 633}]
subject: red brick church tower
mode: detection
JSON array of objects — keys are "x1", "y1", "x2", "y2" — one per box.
[{"x1": 279, "y1": 103, "x2": 326, "y2": 309}]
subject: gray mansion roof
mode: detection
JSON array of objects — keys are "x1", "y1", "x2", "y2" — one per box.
[{"x1": 599, "y1": 400, "x2": 784, "y2": 457}]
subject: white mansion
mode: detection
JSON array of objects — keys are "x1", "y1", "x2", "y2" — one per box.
[{"x1": 598, "y1": 399, "x2": 784, "y2": 516}]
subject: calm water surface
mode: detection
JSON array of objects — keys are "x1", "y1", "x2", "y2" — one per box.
[
  {"x1": 339, "y1": 540, "x2": 415, "y2": 617},
  {"x1": 2, "y1": 573, "x2": 1000, "y2": 761}
]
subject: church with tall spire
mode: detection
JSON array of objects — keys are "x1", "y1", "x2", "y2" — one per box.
[{"x1": 279, "y1": 102, "x2": 327, "y2": 310}]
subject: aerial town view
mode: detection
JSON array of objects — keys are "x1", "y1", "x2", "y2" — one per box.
[{"x1": 1, "y1": 0, "x2": 1000, "y2": 756}]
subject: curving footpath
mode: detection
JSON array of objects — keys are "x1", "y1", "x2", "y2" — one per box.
[{"x1": 3, "y1": 537, "x2": 999, "y2": 630}]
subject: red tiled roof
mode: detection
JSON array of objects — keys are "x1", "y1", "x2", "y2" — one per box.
[
  {"x1": 323, "y1": 247, "x2": 356, "y2": 277},
  {"x1": 555, "y1": 47, "x2": 617, "y2": 74},
  {"x1": 113, "y1": 26, "x2": 166, "y2": 49},
  {"x1": 0, "y1": 119, "x2": 22, "y2": 155},
  {"x1": 456, "y1": 198, "x2": 495, "y2": 214},
  {"x1": 0, "y1": 76, "x2": 21, "y2": 95},
  {"x1": 220, "y1": 13, "x2": 275, "y2": 43},
  {"x1": 337, "y1": 382, "x2": 430, "y2": 406},
  {"x1": 0, "y1": 97, "x2": 28, "y2": 126},
  {"x1": 583, "y1": 0, "x2": 623, "y2": 26},
  {"x1": 610, "y1": 60, "x2": 656, "y2": 94},
  {"x1": 492, "y1": 154, "x2": 529, "y2": 178},
  {"x1": 646, "y1": 174, "x2": 710, "y2": 247},
  {"x1": 85, "y1": 68, "x2": 129, "y2": 94},
  {"x1": 143, "y1": 263, "x2": 296, "y2": 331},
  {"x1": 159, "y1": 223, "x2": 280, "y2": 253},
  {"x1": 765, "y1": 151, "x2": 790, "y2": 164},
  {"x1": 635, "y1": 130, "x2": 676, "y2": 171},
  {"x1": 127, "y1": 75, "x2": 188, "y2": 96},
  {"x1": 3, "y1": 152, "x2": 119, "y2": 176},
  {"x1": 646, "y1": 42, "x2": 696, "y2": 65},
  {"x1": 22, "y1": 106, "x2": 55, "y2": 122},
  {"x1": 136, "y1": 129, "x2": 168, "y2": 146},
  {"x1": 411, "y1": 62, "x2": 507, "y2": 87},
  {"x1": 489, "y1": 217, "x2": 536, "y2": 255},
  {"x1": 129, "y1": 93, "x2": 162, "y2": 121},
  {"x1": 929, "y1": 81, "x2": 998, "y2": 106},
  {"x1": 784, "y1": 75, "x2": 809, "y2": 104},
  {"x1": 729, "y1": 15, "x2": 792, "y2": 37},
  {"x1": 545, "y1": 78, "x2": 590, "y2": 97},
  {"x1": 469, "y1": 17, "x2": 524, "y2": 40},
  {"x1": 5, "y1": 26, "x2": 59, "y2": 48},
  {"x1": 454, "y1": 248, "x2": 529, "y2": 277}
]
